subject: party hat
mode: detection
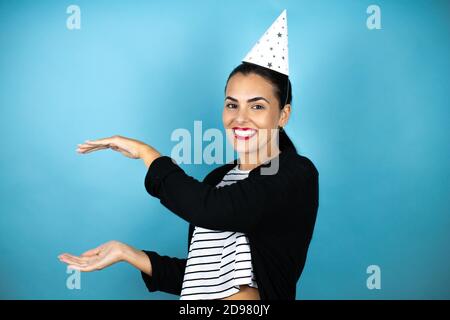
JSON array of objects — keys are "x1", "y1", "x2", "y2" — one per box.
[{"x1": 242, "y1": 9, "x2": 289, "y2": 76}]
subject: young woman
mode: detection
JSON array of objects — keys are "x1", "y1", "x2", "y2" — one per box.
[{"x1": 58, "y1": 62, "x2": 319, "y2": 300}]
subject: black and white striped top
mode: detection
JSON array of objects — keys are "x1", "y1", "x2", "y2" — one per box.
[{"x1": 180, "y1": 164, "x2": 258, "y2": 300}]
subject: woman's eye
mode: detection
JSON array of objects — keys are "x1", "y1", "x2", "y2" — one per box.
[
  {"x1": 252, "y1": 104, "x2": 265, "y2": 110},
  {"x1": 226, "y1": 103, "x2": 238, "y2": 109}
]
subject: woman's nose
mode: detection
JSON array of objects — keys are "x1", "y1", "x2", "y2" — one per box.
[{"x1": 234, "y1": 107, "x2": 250, "y2": 123}]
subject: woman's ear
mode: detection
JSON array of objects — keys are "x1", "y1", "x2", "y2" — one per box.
[{"x1": 278, "y1": 104, "x2": 291, "y2": 128}]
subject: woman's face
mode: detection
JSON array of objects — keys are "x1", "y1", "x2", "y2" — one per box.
[{"x1": 223, "y1": 72, "x2": 290, "y2": 157}]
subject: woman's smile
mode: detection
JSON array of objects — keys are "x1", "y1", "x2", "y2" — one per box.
[{"x1": 233, "y1": 127, "x2": 258, "y2": 140}]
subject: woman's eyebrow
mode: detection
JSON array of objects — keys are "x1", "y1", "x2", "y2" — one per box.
[
  {"x1": 247, "y1": 96, "x2": 270, "y2": 104},
  {"x1": 225, "y1": 96, "x2": 270, "y2": 104}
]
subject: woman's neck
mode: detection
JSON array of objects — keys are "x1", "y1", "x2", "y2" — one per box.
[{"x1": 237, "y1": 146, "x2": 281, "y2": 171}]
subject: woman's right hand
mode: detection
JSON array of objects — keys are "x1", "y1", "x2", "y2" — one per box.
[
  {"x1": 59, "y1": 241, "x2": 152, "y2": 275},
  {"x1": 58, "y1": 240, "x2": 126, "y2": 272},
  {"x1": 76, "y1": 135, "x2": 162, "y2": 168}
]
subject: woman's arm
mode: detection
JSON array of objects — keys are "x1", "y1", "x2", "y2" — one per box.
[
  {"x1": 59, "y1": 241, "x2": 187, "y2": 295},
  {"x1": 122, "y1": 244, "x2": 153, "y2": 276},
  {"x1": 58, "y1": 240, "x2": 151, "y2": 275},
  {"x1": 143, "y1": 154, "x2": 317, "y2": 234}
]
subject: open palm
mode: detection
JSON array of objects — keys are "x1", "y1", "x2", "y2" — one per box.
[{"x1": 58, "y1": 241, "x2": 124, "y2": 272}]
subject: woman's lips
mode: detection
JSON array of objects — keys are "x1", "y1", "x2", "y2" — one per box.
[{"x1": 233, "y1": 128, "x2": 257, "y2": 140}]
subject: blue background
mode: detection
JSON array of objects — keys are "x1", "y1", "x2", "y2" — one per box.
[{"x1": 0, "y1": 0, "x2": 449, "y2": 299}]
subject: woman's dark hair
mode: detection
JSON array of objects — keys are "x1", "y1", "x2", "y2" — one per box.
[{"x1": 225, "y1": 62, "x2": 297, "y2": 153}]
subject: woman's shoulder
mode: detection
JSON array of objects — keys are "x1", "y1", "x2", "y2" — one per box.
[{"x1": 286, "y1": 150, "x2": 319, "y2": 178}]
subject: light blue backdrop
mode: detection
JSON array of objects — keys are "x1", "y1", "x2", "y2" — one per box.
[{"x1": 0, "y1": 0, "x2": 449, "y2": 299}]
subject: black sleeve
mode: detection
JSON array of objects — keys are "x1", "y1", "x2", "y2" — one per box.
[
  {"x1": 140, "y1": 250, "x2": 186, "y2": 296},
  {"x1": 144, "y1": 156, "x2": 314, "y2": 234}
]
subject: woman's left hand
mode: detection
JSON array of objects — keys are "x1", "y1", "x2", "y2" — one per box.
[{"x1": 76, "y1": 135, "x2": 161, "y2": 167}]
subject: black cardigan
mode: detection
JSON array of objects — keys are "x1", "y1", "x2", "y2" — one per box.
[{"x1": 140, "y1": 148, "x2": 319, "y2": 300}]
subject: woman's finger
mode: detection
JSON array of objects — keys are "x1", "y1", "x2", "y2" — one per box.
[
  {"x1": 81, "y1": 142, "x2": 109, "y2": 148},
  {"x1": 60, "y1": 257, "x2": 94, "y2": 270},
  {"x1": 77, "y1": 143, "x2": 109, "y2": 149},
  {"x1": 66, "y1": 264, "x2": 83, "y2": 271},
  {"x1": 77, "y1": 146, "x2": 109, "y2": 154},
  {"x1": 59, "y1": 254, "x2": 88, "y2": 265},
  {"x1": 83, "y1": 137, "x2": 116, "y2": 146},
  {"x1": 67, "y1": 264, "x2": 95, "y2": 272},
  {"x1": 67, "y1": 257, "x2": 104, "y2": 272},
  {"x1": 81, "y1": 144, "x2": 134, "y2": 158},
  {"x1": 76, "y1": 135, "x2": 142, "y2": 159},
  {"x1": 84, "y1": 136, "x2": 133, "y2": 153},
  {"x1": 77, "y1": 143, "x2": 105, "y2": 149},
  {"x1": 76, "y1": 141, "x2": 122, "y2": 153},
  {"x1": 59, "y1": 253, "x2": 81, "y2": 261},
  {"x1": 60, "y1": 259, "x2": 87, "y2": 268},
  {"x1": 59, "y1": 253, "x2": 88, "y2": 263},
  {"x1": 76, "y1": 144, "x2": 108, "y2": 151}
]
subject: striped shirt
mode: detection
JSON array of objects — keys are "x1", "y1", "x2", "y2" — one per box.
[{"x1": 179, "y1": 164, "x2": 258, "y2": 300}]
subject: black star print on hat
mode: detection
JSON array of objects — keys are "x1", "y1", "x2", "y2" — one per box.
[{"x1": 242, "y1": 9, "x2": 289, "y2": 75}]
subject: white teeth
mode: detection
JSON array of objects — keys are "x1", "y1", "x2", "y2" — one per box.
[{"x1": 234, "y1": 129, "x2": 256, "y2": 137}]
